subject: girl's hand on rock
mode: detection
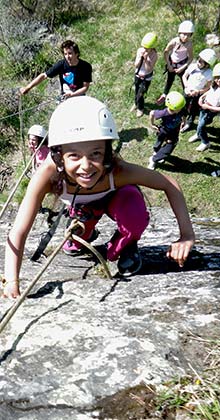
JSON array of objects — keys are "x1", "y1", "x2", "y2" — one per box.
[
  {"x1": 2, "y1": 280, "x2": 20, "y2": 299},
  {"x1": 166, "y1": 238, "x2": 194, "y2": 268}
]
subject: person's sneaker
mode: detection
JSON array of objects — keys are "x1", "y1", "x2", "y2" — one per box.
[
  {"x1": 180, "y1": 123, "x2": 191, "y2": 133},
  {"x1": 63, "y1": 229, "x2": 99, "y2": 256},
  {"x1": 118, "y1": 242, "x2": 142, "y2": 277},
  {"x1": 196, "y1": 142, "x2": 210, "y2": 152},
  {"x1": 148, "y1": 156, "x2": 156, "y2": 170},
  {"x1": 158, "y1": 159, "x2": 165, "y2": 164},
  {"x1": 130, "y1": 104, "x2": 137, "y2": 112},
  {"x1": 188, "y1": 133, "x2": 199, "y2": 143},
  {"x1": 156, "y1": 94, "x2": 166, "y2": 105},
  {"x1": 136, "y1": 109, "x2": 144, "y2": 118},
  {"x1": 211, "y1": 169, "x2": 220, "y2": 177}
]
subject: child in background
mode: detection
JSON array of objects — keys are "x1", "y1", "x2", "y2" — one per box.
[
  {"x1": 130, "y1": 32, "x2": 158, "y2": 118},
  {"x1": 148, "y1": 91, "x2": 186, "y2": 170},
  {"x1": 188, "y1": 63, "x2": 220, "y2": 151},
  {"x1": 2, "y1": 96, "x2": 195, "y2": 298},
  {"x1": 180, "y1": 48, "x2": 216, "y2": 133},
  {"x1": 156, "y1": 20, "x2": 194, "y2": 105},
  {"x1": 27, "y1": 125, "x2": 49, "y2": 172}
]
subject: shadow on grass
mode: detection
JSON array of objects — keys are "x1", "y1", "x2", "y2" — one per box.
[
  {"x1": 158, "y1": 155, "x2": 220, "y2": 176},
  {"x1": 116, "y1": 126, "x2": 149, "y2": 153}
]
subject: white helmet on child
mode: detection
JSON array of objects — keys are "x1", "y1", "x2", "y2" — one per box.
[
  {"x1": 28, "y1": 124, "x2": 47, "y2": 138},
  {"x1": 48, "y1": 96, "x2": 119, "y2": 147},
  {"x1": 199, "y1": 48, "x2": 217, "y2": 67},
  {"x1": 212, "y1": 63, "x2": 220, "y2": 77},
  {"x1": 178, "y1": 20, "x2": 194, "y2": 34}
]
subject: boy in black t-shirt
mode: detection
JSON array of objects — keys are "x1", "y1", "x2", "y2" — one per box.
[{"x1": 20, "y1": 40, "x2": 92, "y2": 98}]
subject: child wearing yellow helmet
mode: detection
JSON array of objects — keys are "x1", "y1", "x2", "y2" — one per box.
[
  {"x1": 156, "y1": 20, "x2": 194, "y2": 105},
  {"x1": 148, "y1": 91, "x2": 186, "y2": 169},
  {"x1": 2, "y1": 96, "x2": 195, "y2": 298},
  {"x1": 130, "y1": 32, "x2": 158, "y2": 117},
  {"x1": 188, "y1": 62, "x2": 220, "y2": 151}
]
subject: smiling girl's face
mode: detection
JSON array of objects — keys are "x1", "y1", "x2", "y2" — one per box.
[{"x1": 61, "y1": 140, "x2": 106, "y2": 189}]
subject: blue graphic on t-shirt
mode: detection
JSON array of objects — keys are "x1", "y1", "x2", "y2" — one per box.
[{"x1": 63, "y1": 72, "x2": 75, "y2": 88}]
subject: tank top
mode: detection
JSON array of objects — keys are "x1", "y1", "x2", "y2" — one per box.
[{"x1": 59, "y1": 172, "x2": 116, "y2": 206}]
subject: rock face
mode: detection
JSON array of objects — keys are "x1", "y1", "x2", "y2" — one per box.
[{"x1": 0, "y1": 207, "x2": 220, "y2": 419}]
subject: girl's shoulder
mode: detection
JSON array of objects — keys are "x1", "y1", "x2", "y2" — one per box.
[{"x1": 167, "y1": 36, "x2": 179, "y2": 46}]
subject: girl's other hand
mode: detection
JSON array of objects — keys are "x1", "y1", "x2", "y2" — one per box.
[
  {"x1": 166, "y1": 237, "x2": 194, "y2": 268},
  {"x1": 2, "y1": 280, "x2": 20, "y2": 299}
]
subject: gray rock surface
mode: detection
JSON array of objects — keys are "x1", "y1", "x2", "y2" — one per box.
[{"x1": 0, "y1": 207, "x2": 220, "y2": 419}]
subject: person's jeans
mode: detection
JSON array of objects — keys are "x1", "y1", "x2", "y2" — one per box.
[{"x1": 197, "y1": 109, "x2": 216, "y2": 144}]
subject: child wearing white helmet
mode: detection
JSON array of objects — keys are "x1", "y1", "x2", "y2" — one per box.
[
  {"x1": 180, "y1": 48, "x2": 216, "y2": 133},
  {"x1": 188, "y1": 62, "x2": 220, "y2": 151},
  {"x1": 2, "y1": 96, "x2": 195, "y2": 298},
  {"x1": 130, "y1": 32, "x2": 158, "y2": 117},
  {"x1": 148, "y1": 91, "x2": 186, "y2": 170},
  {"x1": 156, "y1": 20, "x2": 194, "y2": 105},
  {"x1": 27, "y1": 124, "x2": 49, "y2": 172}
]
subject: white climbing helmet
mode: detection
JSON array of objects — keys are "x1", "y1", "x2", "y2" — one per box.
[
  {"x1": 178, "y1": 20, "x2": 194, "y2": 34},
  {"x1": 48, "y1": 96, "x2": 119, "y2": 147},
  {"x1": 199, "y1": 48, "x2": 217, "y2": 67},
  {"x1": 28, "y1": 124, "x2": 47, "y2": 138}
]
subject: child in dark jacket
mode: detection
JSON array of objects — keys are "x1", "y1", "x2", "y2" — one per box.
[{"x1": 148, "y1": 91, "x2": 186, "y2": 169}]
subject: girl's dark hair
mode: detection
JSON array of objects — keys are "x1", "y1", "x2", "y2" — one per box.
[
  {"x1": 103, "y1": 140, "x2": 115, "y2": 172},
  {"x1": 212, "y1": 80, "x2": 219, "y2": 89}
]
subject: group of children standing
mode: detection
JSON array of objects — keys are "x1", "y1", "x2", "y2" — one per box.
[{"x1": 131, "y1": 20, "x2": 220, "y2": 169}]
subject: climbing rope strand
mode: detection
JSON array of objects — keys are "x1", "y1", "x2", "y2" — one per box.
[
  {"x1": 0, "y1": 98, "x2": 55, "y2": 122},
  {"x1": 0, "y1": 219, "x2": 112, "y2": 334}
]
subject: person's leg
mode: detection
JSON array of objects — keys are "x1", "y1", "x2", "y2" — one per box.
[
  {"x1": 134, "y1": 76, "x2": 142, "y2": 108},
  {"x1": 106, "y1": 185, "x2": 150, "y2": 263},
  {"x1": 63, "y1": 204, "x2": 103, "y2": 253},
  {"x1": 180, "y1": 95, "x2": 193, "y2": 132},
  {"x1": 153, "y1": 128, "x2": 167, "y2": 152},
  {"x1": 195, "y1": 110, "x2": 215, "y2": 151},
  {"x1": 197, "y1": 110, "x2": 214, "y2": 144},
  {"x1": 164, "y1": 71, "x2": 176, "y2": 95},
  {"x1": 136, "y1": 78, "x2": 151, "y2": 114},
  {"x1": 153, "y1": 140, "x2": 177, "y2": 162},
  {"x1": 156, "y1": 71, "x2": 175, "y2": 104},
  {"x1": 188, "y1": 96, "x2": 200, "y2": 124}
]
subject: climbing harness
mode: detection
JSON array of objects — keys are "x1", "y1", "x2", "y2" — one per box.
[{"x1": 30, "y1": 204, "x2": 66, "y2": 261}]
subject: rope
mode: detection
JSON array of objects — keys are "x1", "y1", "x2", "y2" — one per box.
[
  {"x1": 0, "y1": 132, "x2": 48, "y2": 220},
  {"x1": 18, "y1": 95, "x2": 26, "y2": 166},
  {"x1": 0, "y1": 98, "x2": 55, "y2": 122},
  {"x1": 0, "y1": 218, "x2": 112, "y2": 334}
]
